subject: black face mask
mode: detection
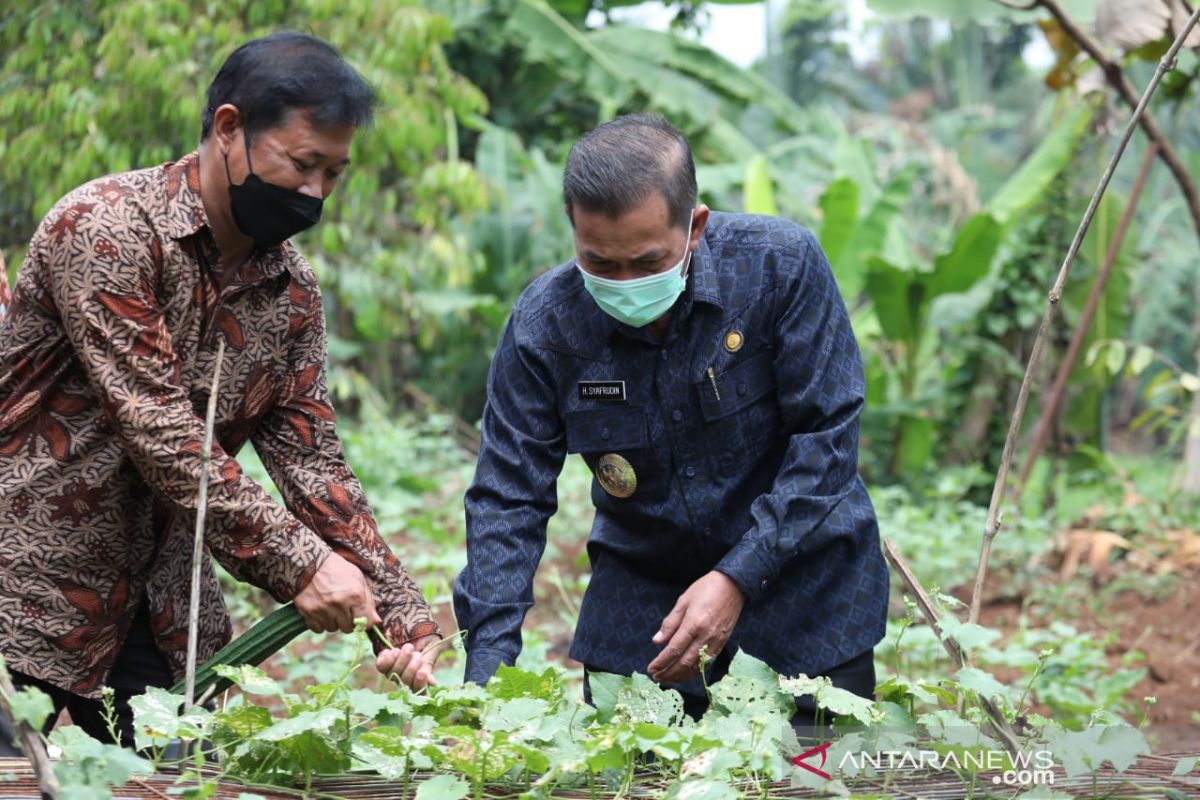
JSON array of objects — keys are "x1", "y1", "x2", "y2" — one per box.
[{"x1": 224, "y1": 132, "x2": 323, "y2": 250}]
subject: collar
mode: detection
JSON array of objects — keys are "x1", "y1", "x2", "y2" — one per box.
[
  {"x1": 162, "y1": 151, "x2": 210, "y2": 241},
  {"x1": 683, "y1": 234, "x2": 723, "y2": 310},
  {"x1": 162, "y1": 151, "x2": 302, "y2": 285}
]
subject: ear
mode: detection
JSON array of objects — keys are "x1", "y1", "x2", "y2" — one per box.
[
  {"x1": 210, "y1": 104, "x2": 243, "y2": 156},
  {"x1": 689, "y1": 205, "x2": 710, "y2": 250}
]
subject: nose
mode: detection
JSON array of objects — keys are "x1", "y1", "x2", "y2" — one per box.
[{"x1": 298, "y1": 176, "x2": 323, "y2": 199}]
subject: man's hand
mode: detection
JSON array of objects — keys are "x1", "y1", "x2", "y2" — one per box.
[
  {"x1": 647, "y1": 570, "x2": 745, "y2": 684},
  {"x1": 293, "y1": 551, "x2": 380, "y2": 634},
  {"x1": 376, "y1": 634, "x2": 442, "y2": 691}
]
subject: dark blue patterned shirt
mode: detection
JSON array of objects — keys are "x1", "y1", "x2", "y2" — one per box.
[{"x1": 454, "y1": 212, "x2": 889, "y2": 689}]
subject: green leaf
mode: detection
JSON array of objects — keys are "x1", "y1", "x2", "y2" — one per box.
[
  {"x1": 839, "y1": 168, "x2": 915, "y2": 299},
  {"x1": 954, "y1": 666, "x2": 1011, "y2": 703},
  {"x1": 743, "y1": 154, "x2": 778, "y2": 216},
  {"x1": 346, "y1": 688, "x2": 412, "y2": 722},
  {"x1": 1174, "y1": 756, "x2": 1198, "y2": 776},
  {"x1": 254, "y1": 707, "x2": 342, "y2": 742},
  {"x1": 509, "y1": 0, "x2": 632, "y2": 109},
  {"x1": 918, "y1": 709, "x2": 998, "y2": 748},
  {"x1": 865, "y1": 258, "x2": 922, "y2": 345},
  {"x1": 813, "y1": 685, "x2": 880, "y2": 726},
  {"x1": 615, "y1": 673, "x2": 687, "y2": 726},
  {"x1": 989, "y1": 105, "x2": 1093, "y2": 224},
  {"x1": 818, "y1": 177, "x2": 860, "y2": 272},
  {"x1": 213, "y1": 664, "x2": 285, "y2": 698},
  {"x1": 8, "y1": 686, "x2": 53, "y2": 730},
  {"x1": 482, "y1": 697, "x2": 549, "y2": 733},
  {"x1": 587, "y1": 671, "x2": 630, "y2": 724},
  {"x1": 129, "y1": 688, "x2": 210, "y2": 750},
  {"x1": 414, "y1": 773, "x2": 470, "y2": 800},
  {"x1": 1129, "y1": 345, "x2": 1155, "y2": 375},
  {"x1": 489, "y1": 665, "x2": 563, "y2": 702},
  {"x1": 896, "y1": 414, "x2": 935, "y2": 475},
  {"x1": 927, "y1": 213, "x2": 1003, "y2": 299},
  {"x1": 1047, "y1": 723, "x2": 1150, "y2": 777},
  {"x1": 937, "y1": 617, "x2": 1002, "y2": 652},
  {"x1": 1106, "y1": 340, "x2": 1128, "y2": 375}
]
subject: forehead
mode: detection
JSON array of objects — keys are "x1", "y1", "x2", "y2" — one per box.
[
  {"x1": 572, "y1": 191, "x2": 678, "y2": 255},
  {"x1": 257, "y1": 110, "x2": 355, "y2": 159}
]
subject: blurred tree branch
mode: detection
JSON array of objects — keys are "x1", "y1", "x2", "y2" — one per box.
[
  {"x1": 994, "y1": 0, "x2": 1200, "y2": 493},
  {"x1": 971, "y1": 4, "x2": 1200, "y2": 625}
]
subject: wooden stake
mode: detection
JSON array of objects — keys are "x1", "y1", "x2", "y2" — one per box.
[
  {"x1": 0, "y1": 658, "x2": 58, "y2": 799},
  {"x1": 185, "y1": 340, "x2": 225, "y2": 709},
  {"x1": 883, "y1": 539, "x2": 1022, "y2": 757},
  {"x1": 1015, "y1": 143, "x2": 1159, "y2": 500},
  {"x1": 969, "y1": 6, "x2": 1200, "y2": 627}
]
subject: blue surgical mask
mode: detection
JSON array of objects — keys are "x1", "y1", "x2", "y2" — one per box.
[{"x1": 577, "y1": 212, "x2": 694, "y2": 327}]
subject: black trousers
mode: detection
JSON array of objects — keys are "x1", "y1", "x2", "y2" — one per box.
[
  {"x1": 583, "y1": 648, "x2": 875, "y2": 738},
  {"x1": 0, "y1": 602, "x2": 173, "y2": 756}
]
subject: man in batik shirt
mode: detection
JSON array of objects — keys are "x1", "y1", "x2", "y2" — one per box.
[
  {"x1": 0, "y1": 33, "x2": 436, "y2": 751},
  {"x1": 454, "y1": 114, "x2": 889, "y2": 728}
]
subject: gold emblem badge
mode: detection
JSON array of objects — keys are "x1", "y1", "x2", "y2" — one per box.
[
  {"x1": 724, "y1": 330, "x2": 744, "y2": 352},
  {"x1": 596, "y1": 453, "x2": 637, "y2": 498}
]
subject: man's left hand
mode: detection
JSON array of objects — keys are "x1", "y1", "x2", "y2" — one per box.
[
  {"x1": 647, "y1": 570, "x2": 745, "y2": 684},
  {"x1": 376, "y1": 633, "x2": 442, "y2": 691}
]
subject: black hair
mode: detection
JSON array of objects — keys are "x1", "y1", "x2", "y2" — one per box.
[
  {"x1": 563, "y1": 113, "x2": 697, "y2": 229},
  {"x1": 200, "y1": 32, "x2": 375, "y2": 142}
]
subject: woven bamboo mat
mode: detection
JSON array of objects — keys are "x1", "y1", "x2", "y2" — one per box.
[{"x1": 1, "y1": 754, "x2": 1197, "y2": 799}]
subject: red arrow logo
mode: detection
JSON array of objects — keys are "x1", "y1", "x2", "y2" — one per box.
[{"x1": 791, "y1": 741, "x2": 833, "y2": 780}]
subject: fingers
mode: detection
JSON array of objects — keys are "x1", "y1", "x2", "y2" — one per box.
[
  {"x1": 652, "y1": 599, "x2": 687, "y2": 646},
  {"x1": 360, "y1": 587, "x2": 382, "y2": 629},
  {"x1": 377, "y1": 645, "x2": 438, "y2": 691},
  {"x1": 293, "y1": 552, "x2": 380, "y2": 633},
  {"x1": 648, "y1": 620, "x2": 700, "y2": 682}
]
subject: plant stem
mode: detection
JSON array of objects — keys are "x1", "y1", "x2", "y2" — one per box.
[
  {"x1": 0, "y1": 657, "x2": 58, "y2": 798},
  {"x1": 969, "y1": 9, "x2": 1200, "y2": 626},
  {"x1": 186, "y1": 339, "x2": 225, "y2": 709},
  {"x1": 1014, "y1": 143, "x2": 1158, "y2": 501},
  {"x1": 883, "y1": 538, "x2": 1022, "y2": 757}
]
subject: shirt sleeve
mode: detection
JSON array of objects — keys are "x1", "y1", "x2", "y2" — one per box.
[
  {"x1": 41, "y1": 200, "x2": 332, "y2": 603},
  {"x1": 713, "y1": 231, "x2": 867, "y2": 603},
  {"x1": 250, "y1": 284, "x2": 439, "y2": 648},
  {"x1": 0, "y1": 264, "x2": 10, "y2": 319},
  {"x1": 454, "y1": 312, "x2": 565, "y2": 684}
]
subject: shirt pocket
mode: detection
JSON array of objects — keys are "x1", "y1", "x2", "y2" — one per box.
[
  {"x1": 694, "y1": 350, "x2": 776, "y2": 422},
  {"x1": 564, "y1": 404, "x2": 667, "y2": 503}
]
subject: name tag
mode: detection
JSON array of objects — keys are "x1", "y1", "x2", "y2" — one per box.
[{"x1": 578, "y1": 380, "x2": 626, "y2": 402}]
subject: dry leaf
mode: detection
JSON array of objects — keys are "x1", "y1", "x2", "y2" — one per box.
[
  {"x1": 1096, "y1": 0, "x2": 1172, "y2": 50},
  {"x1": 1058, "y1": 529, "x2": 1134, "y2": 582},
  {"x1": 1170, "y1": 0, "x2": 1200, "y2": 48}
]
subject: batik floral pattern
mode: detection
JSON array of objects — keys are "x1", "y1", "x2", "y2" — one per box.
[{"x1": 0, "y1": 153, "x2": 438, "y2": 698}]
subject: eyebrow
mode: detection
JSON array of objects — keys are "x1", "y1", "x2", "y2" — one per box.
[
  {"x1": 290, "y1": 148, "x2": 352, "y2": 166},
  {"x1": 580, "y1": 248, "x2": 667, "y2": 262}
]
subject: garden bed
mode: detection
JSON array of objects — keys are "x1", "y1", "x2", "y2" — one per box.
[{"x1": 2, "y1": 753, "x2": 1198, "y2": 799}]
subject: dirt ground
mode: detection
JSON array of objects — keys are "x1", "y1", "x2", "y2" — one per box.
[{"x1": 973, "y1": 569, "x2": 1200, "y2": 753}]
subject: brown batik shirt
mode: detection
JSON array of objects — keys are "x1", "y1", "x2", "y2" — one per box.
[{"x1": 0, "y1": 153, "x2": 438, "y2": 697}]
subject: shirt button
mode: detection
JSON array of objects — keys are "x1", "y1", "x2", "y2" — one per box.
[
  {"x1": 671, "y1": 409, "x2": 683, "y2": 422},
  {"x1": 703, "y1": 527, "x2": 712, "y2": 536},
  {"x1": 737, "y1": 382, "x2": 748, "y2": 397},
  {"x1": 660, "y1": 350, "x2": 668, "y2": 361},
  {"x1": 760, "y1": 579, "x2": 769, "y2": 591},
  {"x1": 685, "y1": 466, "x2": 697, "y2": 478},
  {"x1": 600, "y1": 427, "x2": 611, "y2": 441}
]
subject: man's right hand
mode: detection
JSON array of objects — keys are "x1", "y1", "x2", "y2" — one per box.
[{"x1": 293, "y1": 551, "x2": 381, "y2": 633}]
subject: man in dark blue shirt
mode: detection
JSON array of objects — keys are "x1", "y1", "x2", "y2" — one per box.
[{"x1": 453, "y1": 114, "x2": 888, "y2": 722}]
